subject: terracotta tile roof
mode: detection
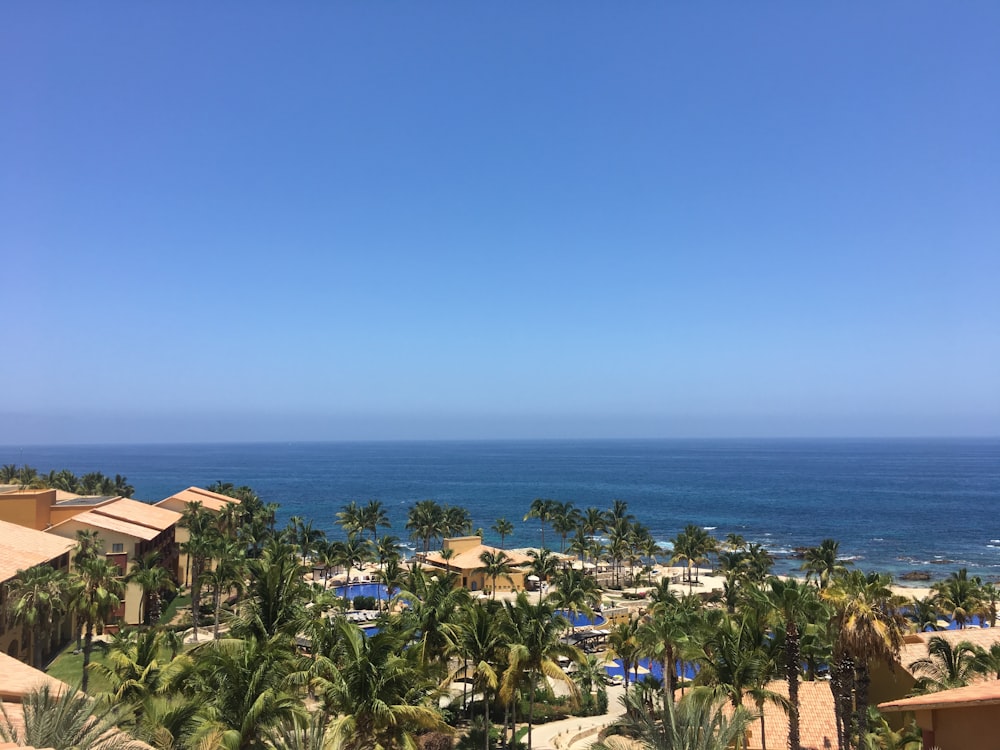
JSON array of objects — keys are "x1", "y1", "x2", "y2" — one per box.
[
  {"x1": 880, "y1": 679, "x2": 1000, "y2": 712},
  {"x1": 425, "y1": 544, "x2": 532, "y2": 571},
  {"x1": 0, "y1": 520, "x2": 75, "y2": 583},
  {"x1": 737, "y1": 679, "x2": 837, "y2": 750},
  {"x1": 90, "y1": 498, "x2": 180, "y2": 532},
  {"x1": 0, "y1": 652, "x2": 69, "y2": 702},
  {"x1": 156, "y1": 486, "x2": 239, "y2": 513},
  {"x1": 48, "y1": 512, "x2": 160, "y2": 541},
  {"x1": 898, "y1": 628, "x2": 1000, "y2": 676}
]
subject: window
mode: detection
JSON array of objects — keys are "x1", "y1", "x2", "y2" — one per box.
[{"x1": 112, "y1": 543, "x2": 124, "y2": 554}]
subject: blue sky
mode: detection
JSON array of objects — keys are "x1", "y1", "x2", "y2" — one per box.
[{"x1": 2, "y1": 4, "x2": 998, "y2": 443}]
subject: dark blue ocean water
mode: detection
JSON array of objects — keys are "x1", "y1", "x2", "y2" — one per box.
[{"x1": 5, "y1": 439, "x2": 999, "y2": 582}]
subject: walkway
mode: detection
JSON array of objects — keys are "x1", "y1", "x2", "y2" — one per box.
[{"x1": 527, "y1": 683, "x2": 626, "y2": 750}]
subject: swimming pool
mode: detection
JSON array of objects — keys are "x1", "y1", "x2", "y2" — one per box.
[
  {"x1": 603, "y1": 658, "x2": 698, "y2": 680},
  {"x1": 334, "y1": 583, "x2": 391, "y2": 600},
  {"x1": 555, "y1": 609, "x2": 607, "y2": 628}
]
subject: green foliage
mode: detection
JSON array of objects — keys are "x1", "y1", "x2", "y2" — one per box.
[{"x1": 352, "y1": 594, "x2": 377, "y2": 610}]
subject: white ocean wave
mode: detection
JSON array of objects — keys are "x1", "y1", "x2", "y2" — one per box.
[{"x1": 703, "y1": 526, "x2": 717, "y2": 531}]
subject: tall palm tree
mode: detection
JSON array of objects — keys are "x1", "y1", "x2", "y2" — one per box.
[
  {"x1": 478, "y1": 549, "x2": 515, "y2": 600},
  {"x1": 523, "y1": 498, "x2": 556, "y2": 548},
  {"x1": 639, "y1": 590, "x2": 689, "y2": 711},
  {"x1": 608, "y1": 617, "x2": 643, "y2": 692},
  {"x1": 396, "y1": 568, "x2": 470, "y2": 670},
  {"x1": 450, "y1": 601, "x2": 506, "y2": 747},
  {"x1": 179, "y1": 501, "x2": 216, "y2": 643},
  {"x1": 336, "y1": 501, "x2": 363, "y2": 536},
  {"x1": 549, "y1": 566, "x2": 601, "y2": 631},
  {"x1": 801, "y1": 538, "x2": 850, "y2": 589},
  {"x1": 500, "y1": 593, "x2": 581, "y2": 750},
  {"x1": 491, "y1": 517, "x2": 514, "y2": 549},
  {"x1": 70, "y1": 556, "x2": 126, "y2": 693},
  {"x1": 4, "y1": 563, "x2": 69, "y2": 668},
  {"x1": 909, "y1": 635, "x2": 986, "y2": 693},
  {"x1": 824, "y1": 571, "x2": 906, "y2": 750},
  {"x1": 319, "y1": 618, "x2": 450, "y2": 750},
  {"x1": 91, "y1": 628, "x2": 172, "y2": 707},
  {"x1": 360, "y1": 499, "x2": 390, "y2": 545},
  {"x1": 406, "y1": 499, "x2": 446, "y2": 555},
  {"x1": 759, "y1": 577, "x2": 823, "y2": 750},
  {"x1": 202, "y1": 539, "x2": 247, "y2": 639},
  {"x1": 671, "y1": 525, "x2": 717, "y2": 594},
  {"x1": 126, "y1": 550, "x2": 175, "y2": 627},
  {"x1": 691, "y1": 613, "x2": 783, "y2": 750},
  {"x1": 527, "y1": 548, "x2": 558, "y2": 601},
  {"x1": 0, "y1": 683, "x2": 142, "y2": 750},
  {"x1": 550, "y1": 501, "x2": 581, "y2": 554}
]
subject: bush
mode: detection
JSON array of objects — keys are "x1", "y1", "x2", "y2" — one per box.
[
  {"x1": 352, "y1": 594, "x2": 377, "y2": 610},
  {"x1": 419, "y1": 731, "x2": 454, "y2": 750}
]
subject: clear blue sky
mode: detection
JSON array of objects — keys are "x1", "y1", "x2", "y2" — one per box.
[{"x1": 2, "y1": 4, "x2": 998, "y2": 443}]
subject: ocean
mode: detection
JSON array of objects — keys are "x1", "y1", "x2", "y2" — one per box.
[{"x1": 5, "y1": 438, "x2": 999, "y2": 583}]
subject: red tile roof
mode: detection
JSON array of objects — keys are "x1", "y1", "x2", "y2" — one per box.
[{"x1": 880, "y1": 679, "x2": 1000, "y2": 712}]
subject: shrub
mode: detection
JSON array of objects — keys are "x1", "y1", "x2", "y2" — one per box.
[{"x1": 352, "y1": 594, "x2": 377, "y2": 610}]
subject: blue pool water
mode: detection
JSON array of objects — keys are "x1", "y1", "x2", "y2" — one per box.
[
  {"x1": 556, "y1": 609, "x2": 607, "y2": 627},
  {"x1": 334, "y1": 583, "x2": 390, "y2": 600},
  {"x1": 603, "y1": 657, "x2": 698, "y2": 680}
]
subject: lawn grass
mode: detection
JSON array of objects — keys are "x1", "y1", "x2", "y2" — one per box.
[
  {"x1": 45, "y1": 640, "x2": 113, "y2": 695},
  {"x1": 159, "y1": 592, "x2": 191, "y2": 627}
]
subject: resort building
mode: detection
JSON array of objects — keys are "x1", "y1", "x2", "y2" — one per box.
[
  {"x1": 880, "y1": 680, "x2": 1000, "y2": 749},
  {"x1": 423, "y1": 536, "x2": 532, "y2": 595},
  {"x1": 0, "y1": 520, "x2": 75, "y2": 663},
  {"x1": 870, "y1": 628, "x2": 1000, "y2": 711},
  {"x1": 155, "y1": 486, "x2": 241, "y2": 587},
  {"x1": 45, "y1": 498, "x2": 181, "y2": 627},
  {"x1": 0, "y1": 487, "x2": 122, "y2": 531}
]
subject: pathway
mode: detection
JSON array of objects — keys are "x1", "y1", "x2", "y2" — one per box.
[{"x1": 527, "y1": 683, "x2": 626, "y2": 750}]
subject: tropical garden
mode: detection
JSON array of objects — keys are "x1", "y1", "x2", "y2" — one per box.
[{"x1": 4, "y1": 486, "x2": 1000, "y2": 750}]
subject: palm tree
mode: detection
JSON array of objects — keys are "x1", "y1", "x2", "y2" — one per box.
[
  {"x1": 824, "y1": 570, "x2": 906, "y2": 750},
  {"x1": 91, "y1": 628, "x2": 172, "y2": 706},
  {"x1": 360, "y1": 499, "x2": 390, "y2": 545},
  {"x1": 801, "y1": 538, "x2": 850, "y2": 589},
  {"x1": 932, "y1": 568, "x2": 984, "y2": 629},
  {"x1": 443, "y1": 504, "x2": 473, "y2": 538},
  {"x1": 608, "y1": 616, "x2": 643, "y2": 692},
  {"x1": 336, "y1": 501, "x2": 363, "y2": 536},
  {"x1": 396, "y1": 567, "x2": 471, "y2": 670},
  {"x1": 319, "y1": 618, "x2": 450, "y2": 750},
  {"x1": 671, "y1": 525, "x2": 717, "y2": 594},
  {"x1": 527, "y1": 548, "x2": 558, "y2": 601},
  {"x1": 639, "y1": 590, "x2": 689, "y2": 711},
  {"x1": 491, "y1": 517, "x2": 515, "y2": 549},
  {"x1": 70, "y1": 556, "x2": 126, "y2": 693},
  {"x1": 406, "y1": 499, "x2": 446, "y2": 554},
  {"x1": 500, "y1": 593, "x2": 581, "y2": 750},
  {"x1": 126, "y1": 550, "x2": 175, "y2": 627},
  {"x1": 909, "y1": 635, "x2": 986, "y2": 693},
  {"x1": 593, "y1": 690, "x2": 755, "y2": 750},
  {"x1": 550, "y1": 501, "x2": 581, "y2": 554},
  {"x1": 761, "y1": 576, "x2": 821, "y2": 750},
  {"x1": 185, "y1": 636, "x2": 305, "y2": 750},
  {"x1": 179, "y1": 501, "x2": 216, "y2": 642},
  {"x1": 478, "y1": 549, "x2": 515, "y2": 600},
  {"x1": 4, "y1": 563, "x2": 69, "y2": 668},
  {"x1": 523, "y1": 498, "x2": 556, "y2": 548},
  {"x1": 202, "y1": 539, "x2": 246, "y2": 639},
  {"x1": 234, "y1": 540, "x2": 308, "y2": 642},
  {"x1": 450, "y1": 601, "x2": 506, "y2": 746},
  {"x1": 0, "y1": 683, "x2": 142, "y2": 750},
  {"x1": 691, "y1": 613, "x2": 783, "y2": 750},
  {"x1": 549, "y1": 566, "x2": 601, "y2": 631}
]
